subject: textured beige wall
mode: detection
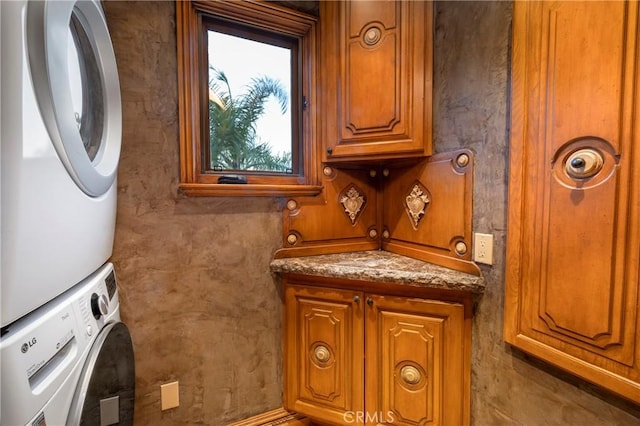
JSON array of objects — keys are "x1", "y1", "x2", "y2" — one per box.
[
  {"x1": 104, "y1": 2, "x2": 284, "y2": 424},
  {"x1": 104, "y1": 1, "x2": 640, "y2": 424}
]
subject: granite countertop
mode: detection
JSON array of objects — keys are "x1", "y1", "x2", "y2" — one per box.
[{"x1": 270, "y1": 250, "x2": 485, "y2": 293}]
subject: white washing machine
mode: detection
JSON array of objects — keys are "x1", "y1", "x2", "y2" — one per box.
[
  {"x1": 1, "y1": 262, "x2": 135, "y2": 426},
  {"x1": 0, "y1": 0, "x2": 122, "y2": 327}
]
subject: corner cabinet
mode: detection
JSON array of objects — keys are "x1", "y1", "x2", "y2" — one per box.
[
  {"x1": 319, "y1": 1, "x2": 433, "y2": 163},
  {"x1": 284, "y1": 281, "x2": 469, "y2": 425},
  {"x1": 505, "y1": 1, "x2": 640, "y2": 403}
]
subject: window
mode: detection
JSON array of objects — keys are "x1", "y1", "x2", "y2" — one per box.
[{"x1": 177, "y1": 0, "x2": 321, "y2": 196}]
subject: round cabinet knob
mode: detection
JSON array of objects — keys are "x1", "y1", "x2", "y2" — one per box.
[
  {"x1": 363, "y1": 27, "x2": 382, "y2": 46},
  {"x1": 366, "y1": 298, "x2": 374, "y2": 307},
  {"x1": 313, "y1": 345, "x2": 331, "y2": 363},
  {"x1": 326, "y1": 147, "x2": 333, "y2": 155},
  {"x1": 400, "y1": 365, "x2": 422, "y2": 385},
  {"x1": 565, "y1": 148, "x2": 604, "y2": 179},
  {"x1": 353, "y1": 295, "x2": 360, "y2": 303},
  {"x1": 90, "y1": 293, "x2": 109, "y2": 320},
  {"x1": 456, "y1": 153, "x2": 470, "y2": 168}
]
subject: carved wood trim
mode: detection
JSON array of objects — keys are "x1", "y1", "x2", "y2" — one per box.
[
  {"x1": 381, "y1": 150, "x2": 479, "y2": 276},
  {"x1": 276, "y1": 167, "x2": 379, "y2": 257},
  {"x1": 339, "y1": 184, "x2": 367, "y2": 226},
  {"x1": 275, "y1": 150, "x2": 479, "y2": 276},
  {"x1": 404, "y1": 181, "x2": 431, "y2": 230}
]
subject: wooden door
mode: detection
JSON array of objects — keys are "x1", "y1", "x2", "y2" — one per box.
[
  {"x1": 283, "y1": 284, "x2": 364, "y2": 424},
  {"x1": 319, "y1": 1, "x2": 433, "y2": 163},
  {"x1": 365, "y1": 295, "x2": 468, "y2": 425},
  {"x1": 504, "y1": 1, "x2": 640, "y2": 403}
]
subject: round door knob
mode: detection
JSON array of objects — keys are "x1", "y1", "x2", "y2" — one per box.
[
  {"x1": 366, "y1": 298, "x2": 373, "y2": 307},
  {"x1": 90, "y1": 293, "x2": 109, "y2": 319},
  {"x1": 353, "y1": 295, "x2": 360, "y2": 303},
  {"x1": 326, "y1": 147, "x2": 333, "y2": 155}
]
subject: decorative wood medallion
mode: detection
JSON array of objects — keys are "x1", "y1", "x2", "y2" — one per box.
[
  {"x1": 340, "y1": 184, "x2": 367, "y2": 225},
  {"x1": 404, "y1": 182, "x2": 431, "y2": 230}
]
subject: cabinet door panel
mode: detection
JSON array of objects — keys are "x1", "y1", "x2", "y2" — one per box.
[
  {"x1": 365, "y1": 296, "x2": 466, "y2": 426},
  {"x1": 320, "y1": 1, "x2": 433, "y2": 162},
  {"x1": 284, "y1": 285, "x2": 364, "y2": 423},
  {"x1": 505, "y1": 0, "x2": 640, "y2": 402}
]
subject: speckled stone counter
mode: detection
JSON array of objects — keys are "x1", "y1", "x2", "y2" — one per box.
[{"x1": 270, "y1": 250, "x2": 485, "y2": 293}]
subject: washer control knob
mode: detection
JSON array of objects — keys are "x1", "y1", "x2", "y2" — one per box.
[
  {"x1": 86, "y1": 325, "x2": 93, "y2": 336},
  {"x1": 90, "y1": 293, "x2": 109, "y2": 319}
]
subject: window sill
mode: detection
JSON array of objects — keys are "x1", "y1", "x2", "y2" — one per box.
[{"x1": 179, "y1": 183, "x2": 323, "y2": 197}]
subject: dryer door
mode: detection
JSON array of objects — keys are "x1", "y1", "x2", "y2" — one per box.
[
  {"x1": 67, "y1": 322, "x2": 135, "y2": 426},
  {"x1": 27, "y1": 0, "x2": 121, "y2": 197}
]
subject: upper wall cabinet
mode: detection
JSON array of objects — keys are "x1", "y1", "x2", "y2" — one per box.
[
  {"x1": 504, "y1": 1, "x2": 640, "y2": 403},
  {"x1": 319, "y1": 1, "x2": 433, "y2": 163}
]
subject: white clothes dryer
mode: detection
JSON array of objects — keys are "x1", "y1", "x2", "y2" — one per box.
[
  {"x1": 1, "y1": 262, "x2": 135, "y2": 426},
  {"x1": 1, "y1": 0, "x2": 122, "y2": 327}
]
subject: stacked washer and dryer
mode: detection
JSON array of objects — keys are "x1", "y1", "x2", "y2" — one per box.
[{"x1": 0, "y1": 0, "x2": 134, "y2": 425}]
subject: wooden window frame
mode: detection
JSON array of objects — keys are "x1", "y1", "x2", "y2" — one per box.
[{"x1": 176, "y1": 0, "x2": 321, "y2": 196}]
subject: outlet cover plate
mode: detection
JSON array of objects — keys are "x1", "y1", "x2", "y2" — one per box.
[
  {"x1": 474, "y1": 232, "x2": 494, "y2": 265},
  {"x1": 161, "y1": 381, "x2": 180, "y2": 410}
]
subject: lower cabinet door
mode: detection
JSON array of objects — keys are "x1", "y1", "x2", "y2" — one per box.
[
  {"x1": 284, "y1": 283, "x2": 470, "y2": 425},
  {"x1": 365, "y1": 295, "x2": 467, "y2": 426},
  {"x1": 284, "y1": 284, "x2": 364, "y2": 424}
]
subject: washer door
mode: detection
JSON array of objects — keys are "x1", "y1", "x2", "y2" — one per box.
[
  {"x1": 27, "y1": 0, "x2": 121, "y2": 197},
  {"x1": 67, "y1": 322, "x2": 135, "y2": 426}
]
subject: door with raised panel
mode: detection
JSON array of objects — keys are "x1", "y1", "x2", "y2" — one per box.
[
  {"x1": 283, "y1": 284, "x2": 364, "y2": 424},
  {"x1": 505, "y1": 0, "x2": 640, "y2": 403},
  {"x1": 365, "y1": 295, "x2": 467, "y2": 426},
  {"x1": 319, "y1": 0, "x2": 433, "y2": 163}
]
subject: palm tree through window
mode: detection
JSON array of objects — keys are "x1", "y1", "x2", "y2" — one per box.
[
  {"x1": 205, "y1": 20, "x2": 299, "y2": 174},
  {"x1": 177, "y1": 0, "x2": 319, "y2": 196}
]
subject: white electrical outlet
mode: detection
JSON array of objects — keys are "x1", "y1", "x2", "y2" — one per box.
[{"x1": 474, "y1": 233, "x2": 494, "y2": 265}]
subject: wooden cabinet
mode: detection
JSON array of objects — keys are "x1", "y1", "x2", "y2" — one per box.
[
  {"x1": 284, "y1": 281, "x2": 469, "y2": 425},
  {"x1": 504, "y1": 1, "x2": 640, "y2": 403},
  {"x1": 283, "y1": 285, "x2": 364, "y2": 425},
  {"x1": 319, "y1": 1, "x2": 433, "y2": 163}
]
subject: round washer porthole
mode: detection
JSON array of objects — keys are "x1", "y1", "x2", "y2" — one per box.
[{"x1": 67, "y1": 322, "x2": 135, "y2": 426}]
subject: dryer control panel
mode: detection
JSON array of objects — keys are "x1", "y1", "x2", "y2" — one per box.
[{"x1": 0, "y1": 263, "x2": 121, "y2": 426}]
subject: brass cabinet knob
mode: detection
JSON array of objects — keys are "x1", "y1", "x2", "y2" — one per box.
[
  {"x1": 565, "y1": 148, "x2": 604, "y2": 179},
  {"x1": 313, "y1": 345, "x2": 331, "y2": 363},
  {"x1": 400, "y1": 365, "x2": 422, "y2": 385}
]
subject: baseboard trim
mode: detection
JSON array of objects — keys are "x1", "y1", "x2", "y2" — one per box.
[{"x1": 226, "y1": 407, "x2": 311, "y2": 426}]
